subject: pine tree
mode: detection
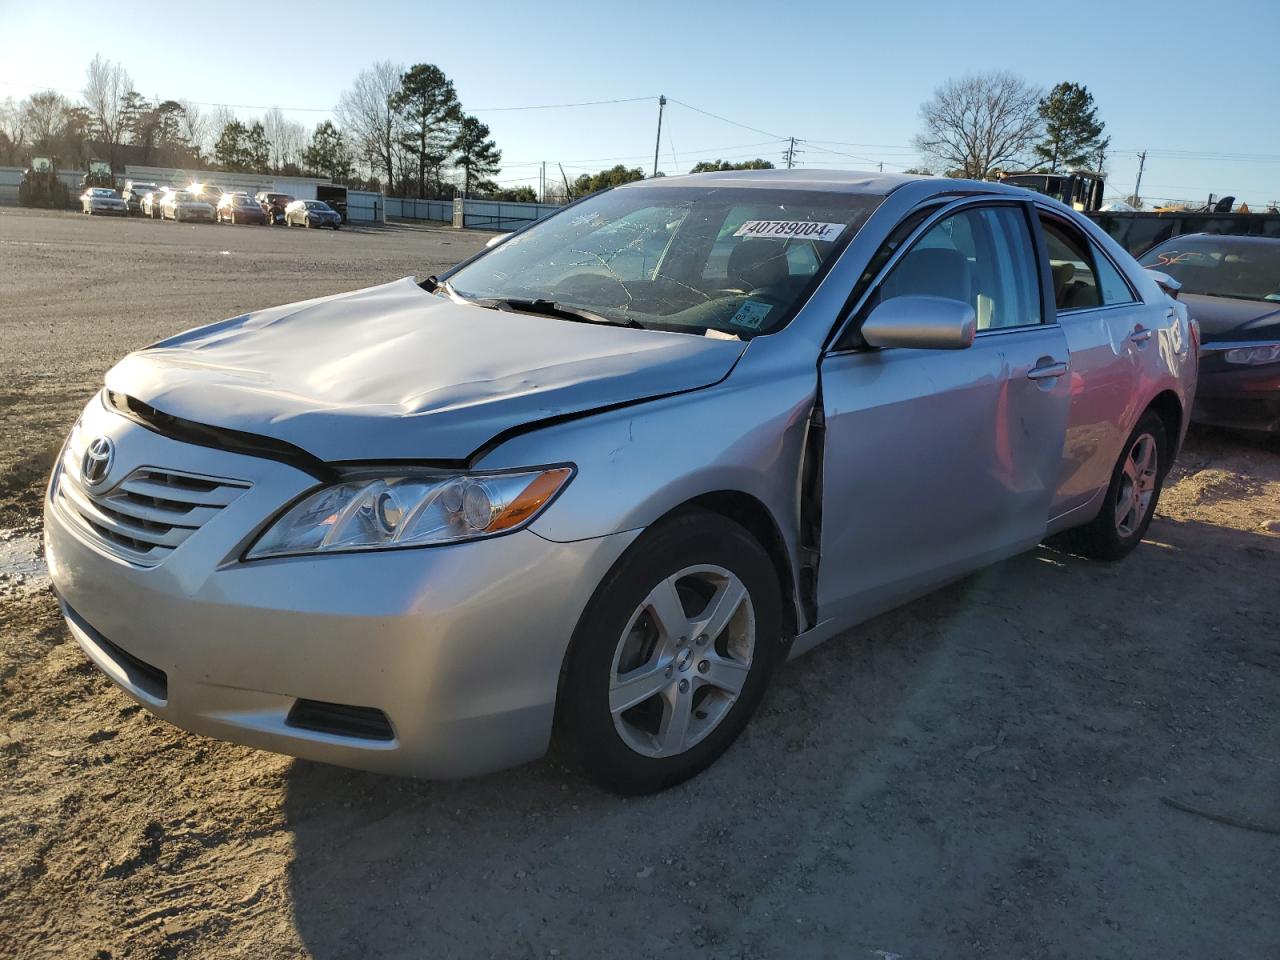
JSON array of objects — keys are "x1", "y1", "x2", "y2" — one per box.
[
  {"x1": 451, "y1": 115, "x2": 501, "y2": 198},
  {"x1": 302, "y1": 121, "x2": 354, "y2": 181},
  {"x1": 390, "y1": 64, "x2": 461, "y2": 198},
  {"x1": 1034, "y1": 82, "x2": 1108, "y2": 173},
  {"x1": 214, "y1": 120, "x2": 247, "y2": 170}
]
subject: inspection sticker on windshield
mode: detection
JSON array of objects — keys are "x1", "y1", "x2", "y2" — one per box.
[
  {"x1": 729, "y1": 300, "x2": 773, "y2": 330},
  {"x1": 734, "y1": 220, "x2": 844, "y2": 241}
]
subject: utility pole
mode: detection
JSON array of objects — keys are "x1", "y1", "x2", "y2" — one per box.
[
  {"x1": 784, "y1": 137, "x2": 801, "y2": 169},
  {"x1": 559, "y1": 162, "x2": 573, "y2": 200},
  {"x1": 1130, "y1": 150, "x2": 1147, "y2": 208},
  {"x1": 540, "y1": 161, "x2": 545, "y2": 204},
  {"x1": 878, "y1": 161, "x2": 884, "y2": 173},
  {"x1": 652, "y1": 95, "x2": 666, "y2": 178}
]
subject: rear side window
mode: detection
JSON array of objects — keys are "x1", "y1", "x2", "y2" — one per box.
[
  {"x1": 871, "y1": 205, "x2": 1042, "y2": 331},
  {"x1": 1040, "y1": 219, "x2": 1101, "y2": 311},
  {"x1": 1092, "y1": 245, "x2": 1137, "y2": 304}
]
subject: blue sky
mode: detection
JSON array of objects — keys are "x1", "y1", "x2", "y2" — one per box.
[{"x1": 3, "y1": 0, "x2": 1279, "y2": 206}]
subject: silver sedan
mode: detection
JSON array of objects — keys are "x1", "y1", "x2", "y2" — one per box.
[
  {"x1": 80, "y1": 187, "x2": 127, "y2": 216},
  {"x1": 45, "y1": 171, "x2": 1197, "y2": 793}
]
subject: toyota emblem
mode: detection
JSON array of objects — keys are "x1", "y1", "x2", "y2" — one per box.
[{"x1": 81, "y1": 436, "x2": 114, "y2": 486}]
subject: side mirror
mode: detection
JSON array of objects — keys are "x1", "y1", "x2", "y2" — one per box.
[
  {"x1": 861, "y1": 295, "x2": 976, "y2": 350},
  {"x1": 1144, "y1": 268, "x2": 1182, "y2": 300},
  {"x1": 485, "y1": 232, "x2": 513, "y2": 249}
]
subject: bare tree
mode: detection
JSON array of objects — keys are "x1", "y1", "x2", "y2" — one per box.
[
  {"x1": 19, "y1": 90, "x2": 69, "y2": 151},
  {"x1": 0, "y1": 97, "x2": 24, "y2": 164},
  {"x1": 336, "y1": 61, "x2": 402, "y2": 194},
  {"x1": 262, "y1": 107, "x2": 306, "y2": 171},
  {"x1": 912, "y1": 72, "x2": 1043, "y2": 180},
  {"x1": 82, "y1": 54, "x2": 133, "y2": 170},
  {"x1": 178, "y1": 99, "x2": 209, "y2": 162}
]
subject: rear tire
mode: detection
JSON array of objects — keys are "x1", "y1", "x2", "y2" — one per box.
[
  {"x1": 555, "y1": 510, "x2": 784, "y2": 794},
  {"x1": 1053, "y1": 410, "x2": 1168, "y2": 561}
]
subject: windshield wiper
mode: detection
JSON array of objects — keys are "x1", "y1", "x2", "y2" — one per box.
[{"x1": 487, "y1": 298, "x2": 645, "y2": 329}]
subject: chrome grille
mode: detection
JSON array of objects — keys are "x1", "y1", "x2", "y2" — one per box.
[{"x1": 55, "y1": 449, "x2": 250, "y2": 566}]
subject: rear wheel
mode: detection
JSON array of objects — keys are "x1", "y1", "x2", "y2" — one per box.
[
  {"x1": 1054, "y1": 410, "x2": 1168, "y2": 561},
  {"x1": 555, "y1": 511, "x2": 783, "y2": 794}
]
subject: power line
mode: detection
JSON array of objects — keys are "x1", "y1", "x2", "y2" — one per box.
[
  {"x1": 664, "y1": 98, "x2": 786, "y2": 141},
  {"x1": 471, "y1": 95, "x2": 657, "y2": 113}
]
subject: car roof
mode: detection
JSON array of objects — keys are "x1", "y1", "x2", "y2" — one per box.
[{"x1": 618, "y1": 167, "x2": 1029, "y2": 200}]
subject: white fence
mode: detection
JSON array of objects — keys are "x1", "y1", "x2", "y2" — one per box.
[
  {"x1": 386, "y1": 196, "x2": 561, "y2": 231},
  {"x1": 346, "y1": 190, "x2": 383, "y2": 223}
]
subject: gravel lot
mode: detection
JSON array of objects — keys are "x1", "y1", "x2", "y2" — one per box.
[{"x1": 2, "y1": 207, "x2": 1279, "y2": 959}]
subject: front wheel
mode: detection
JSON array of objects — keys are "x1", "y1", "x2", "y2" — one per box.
[
  {"x1": 1054, "y1": 410, "x2": 1168, "y2": 561},
  {"x1": 555, "y1": 511, "x2": 784, "y2": 794}
]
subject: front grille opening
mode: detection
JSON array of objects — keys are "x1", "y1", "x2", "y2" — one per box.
[
  {"x1": 138, "y1": 469, "x2": 223, "y2": 493},
  {"x1": 82, "y1": 516, "x2": 159, "y2": 556},
  {"x1": 53, "y1": 448, "x2": 249, "y2": 566},
  {"x1": 98, "y1": 633, "x2": 169, "y2": 702},
  {"x1": 63, "y1": 603, "x2": 169, "y2": 702},
  {"x1": 286, "y1": 700, "x2": 395, "y2": 742}
]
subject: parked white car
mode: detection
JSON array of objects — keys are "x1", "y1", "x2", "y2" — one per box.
[
  {"x1": 80, "y1": 188, "x2": 127, "y2": 216},
  {"x1": 161, "y1": 190, "x2": 215, "y2": 223}
]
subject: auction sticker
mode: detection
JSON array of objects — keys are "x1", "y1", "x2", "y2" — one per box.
[
  {"x1": 729, "y1": 300, "x2": 773, "y2": 330},
  {"x1": 734, "y1": 220, "x2": 845, "y2": 241}
]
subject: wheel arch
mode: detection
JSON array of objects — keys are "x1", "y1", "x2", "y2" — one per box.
[
  {"x1": 1145, "y1": 389, "x2": 1185, "y2": 468},
  {"x1": 662, "y1": 490, "x2": 800, "y2": 642},
  {"x1": 552, "y1": 488, "x2": 801, "y2": 727}
]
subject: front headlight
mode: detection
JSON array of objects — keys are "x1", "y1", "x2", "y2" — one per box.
[
  {"x1": 1223, "y1": 343, "x2": 1280, "y2": 365},
  {"x1": 245, "y1": 466, "x2": 573, "y2": 559}
]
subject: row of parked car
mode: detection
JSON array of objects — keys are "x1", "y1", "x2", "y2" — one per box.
[{"x1": 79, "y1": 181, "x2": 343, "y2": 229}]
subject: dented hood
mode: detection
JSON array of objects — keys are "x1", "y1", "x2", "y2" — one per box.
[{"x1": 106, "y1": 278, "x2": 746, "y2": 463}]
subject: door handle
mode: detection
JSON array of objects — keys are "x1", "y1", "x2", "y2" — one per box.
[
  {"x1": 1026, "y1": 360, "x2": 1069, "y2": 381},
  {"x1": 1129, "y1": 326, "x2": 1153, "y2": 344}
]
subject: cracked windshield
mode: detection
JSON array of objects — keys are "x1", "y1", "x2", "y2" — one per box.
[{"x1": 445, "y1": 186, "x2": 881, "y2": 336}]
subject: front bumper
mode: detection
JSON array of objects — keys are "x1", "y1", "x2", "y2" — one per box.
[
  {"x1": 1192, "y1": 359, "x2": 1280, "y2": 433},
  {"x1": 45, "y1": 394, "x2": 636, "y2": 778}
]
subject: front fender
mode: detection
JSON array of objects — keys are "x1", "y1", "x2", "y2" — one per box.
[{"x1": 476, "y1": 354, "x2": 817, "y2": 558}]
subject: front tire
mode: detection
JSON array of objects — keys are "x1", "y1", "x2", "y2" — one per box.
[
  {"x1": 1054, "y1": 410, "x2": 1168, "y2": 561},
  {"x1": 555, "y1": 511, "x2": 784, "y2": 794}
]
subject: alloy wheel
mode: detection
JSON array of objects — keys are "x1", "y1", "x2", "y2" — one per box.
[
  {"x1": 1115, "y1": 432, "x2": 1158, "y2": 537},
  {"x1": 609, "y1": 564, "x2": 755, "y2": 758}
]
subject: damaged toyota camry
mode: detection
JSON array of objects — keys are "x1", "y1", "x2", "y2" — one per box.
[{"x1": 46, "y1": 170, "x2": 1197, "y2": 793}]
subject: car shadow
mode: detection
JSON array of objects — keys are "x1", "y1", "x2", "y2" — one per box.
[{"x1": 282, "y1": 512, "x2": 1280, "y2": 958}]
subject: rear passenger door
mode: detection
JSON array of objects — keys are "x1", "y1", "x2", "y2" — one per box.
[
  {"x1": 816, "y1": 200, "x2": 1071, "y2": 627},
  {"x1": 1037, "y1": 212, "x2": 1151, "y2": 519}
]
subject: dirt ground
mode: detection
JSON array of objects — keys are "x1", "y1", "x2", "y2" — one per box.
[{"x1": 2, "y1": 207, "x2": 1278, "y2": 959}]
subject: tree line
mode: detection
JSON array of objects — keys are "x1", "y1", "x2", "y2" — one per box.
[
  {"x1": 0, "y1": 57, "x2": 1111, "y2": 203},
  {"x1": 0, "y1": 55, "x2": 507, "y2": 199}
]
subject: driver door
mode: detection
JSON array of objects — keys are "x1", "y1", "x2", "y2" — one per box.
[{"x1": 816, "y1": 201, "x2": 1071, "y2": 626}]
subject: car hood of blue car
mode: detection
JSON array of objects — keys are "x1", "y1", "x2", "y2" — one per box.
[{"x1": 105, "y1": 277, "x2": 747, "y2": 463}]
